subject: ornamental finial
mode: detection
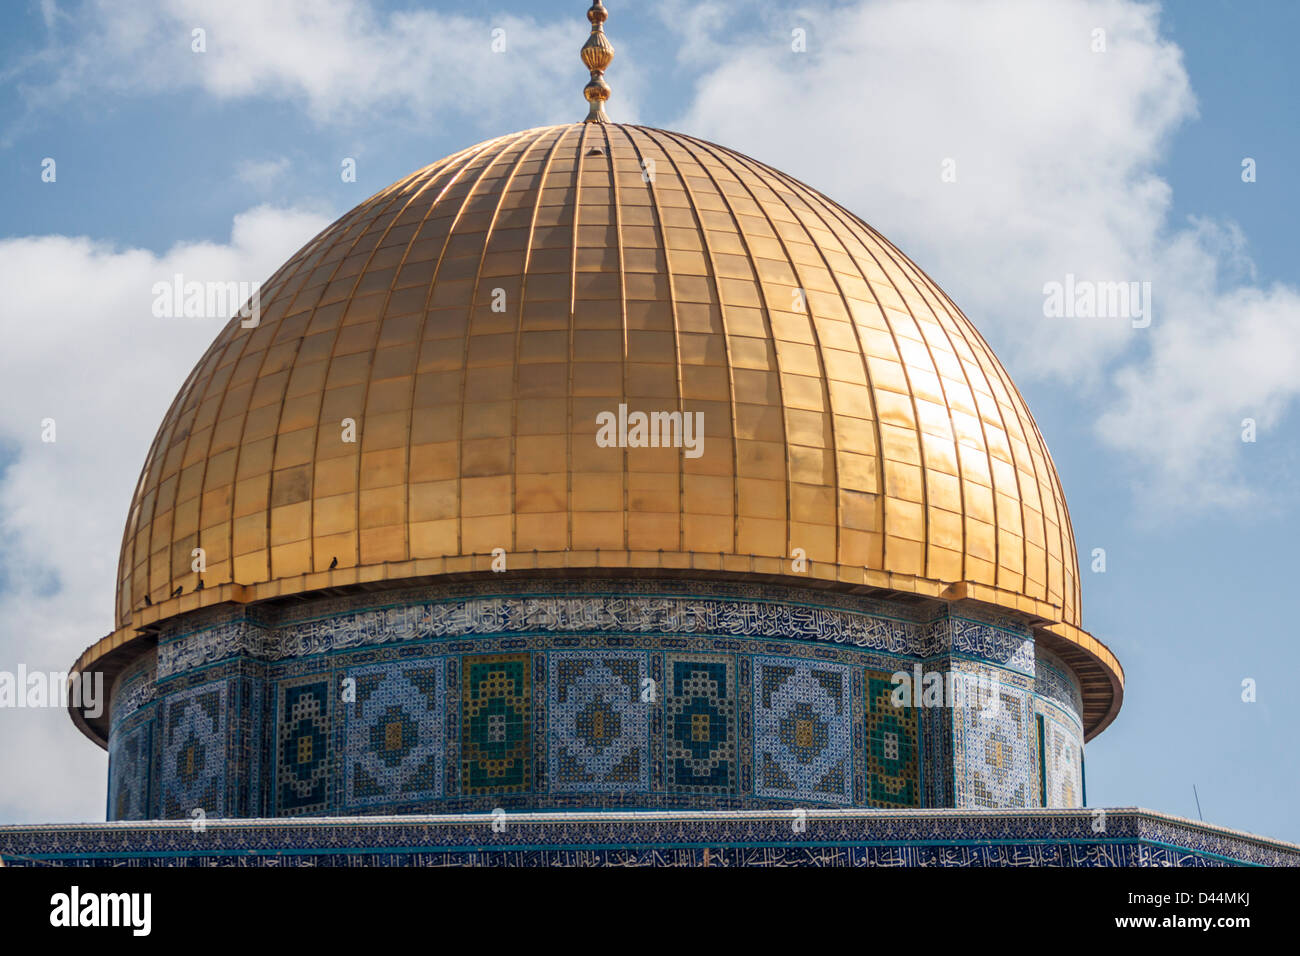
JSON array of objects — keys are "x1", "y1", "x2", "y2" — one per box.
[{"x1": 581, "y1": 1, "x2": 614, "y2": 123}]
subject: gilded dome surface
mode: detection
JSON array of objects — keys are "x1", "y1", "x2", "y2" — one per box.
[
  {"x1": 119, "y1": 122, "x2": 1085, "y2": 623},
  {"x1": 98, "y1": 123, "x2": 1122, "y2": 728}
]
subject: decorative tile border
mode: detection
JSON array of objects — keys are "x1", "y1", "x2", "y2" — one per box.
[
  {"x1": 149, "y1": 578, "x2": 1034, "y2": 676},
  {"x1": 2, "y1": 809, "x2": 1296, "y2": 867},
  {"x1": 1035, "y1": 646, "x2": 1083, "y2": 724},
  {"x1": 109, "y1": 650, "x2": 158, "y2": 732}
]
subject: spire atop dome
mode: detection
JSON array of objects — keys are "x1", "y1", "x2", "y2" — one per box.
[{"x1": 581, "y1": 1, "x2": 614, "y2": 123}]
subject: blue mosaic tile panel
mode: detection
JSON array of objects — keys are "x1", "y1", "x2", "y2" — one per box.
[
  {"x1": 107, "y1": 721, "x2": 151, "y2": 821},
  {"x1": 547, "y1": 651, "x2": 649, "y2": 794},
  {"x1": 953, "y1": 678, "x2": 1033, "y2": 809},
  {"x1": 753, "y1": 657, "x2": 852, "y2": 805},
  {"x1": 865, "y1": 669, "x2": 919, "y2": 808},
  {"x1": 343, "y1": 660, "x2": 446, "y2": 809},
  {"x1": 159, "y1": 680, "x2": 227, "y2": 819},
  {"x1": 275, "y1": 677, "x2": 332, "y2": 815},
  {"x1": 1041, "y1": 713, "x2": 1084, "y2": 808},
  {"x1": 666, "y1": 655, "x2": 735, "y2": 794},
  {"x1": 461, "y1": 654, "x2": 531, "y2": 795}
]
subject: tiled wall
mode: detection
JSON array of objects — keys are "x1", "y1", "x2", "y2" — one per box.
[
  {"x1": 104, "y1": 578, "x2": 1085, "y2": 819},
  {"x1": 1034, "y1": 647, "x2": 1085, "y2": 809}
]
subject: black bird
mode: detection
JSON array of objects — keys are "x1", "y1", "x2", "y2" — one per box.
[
  {"x1": 196, "y1": 579, "x2": 204, "y2": 591},
  {"x1": 328, "y1": 556, "x2": 338, "y2": 570},
  {"x1": 143, "y1": 594, "x2": 152, "y2": 607},
  {"x1": 172, "y1": 585, "x2": 183, "y2": 598}
]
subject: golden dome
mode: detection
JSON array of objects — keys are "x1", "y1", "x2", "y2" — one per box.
[{"x1": 88, "y1": 122, "x2": 1121, "y2": 734}]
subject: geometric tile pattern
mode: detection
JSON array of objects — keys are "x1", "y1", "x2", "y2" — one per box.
[
  {"x1": 864, "y1": 670, "x2": 919, "y2": 808},
  {"x1": 275, "y1": 678, "x2": 332, "y2": 815},
  {"x1": 955, "y1": 680, "x2": 1033, "y2": 810},
  {"x1": 461, "y1": 654, "x2": 531, "y2": 795},
  {"x1": 343, "y1": 660, "x2": 446, "y2": 809},
  {"x1": 753, "y1": 657, "x2": 852, "y2": 804},
  {"x1": 665, "y1": 656, "x2": 735, "y2": 794},
  {"x1": 98, "y1": 584, "x2": 1091, "y2": 817},
  {"x1": 1042, "y1": 714, "x2": 1084, "y2": 809},
  {"x1": 548, "y1": 651, "x2": 649, "y2": 793},
  {"x1": 921, "y1": 698, "x2": 954, "y2": 809},
  {"x1": 159, "y1": 681, "x2": 227, "y2": 819},
  {"x1": 107, "y1": 721, "x2": 152, "y2": 821}
]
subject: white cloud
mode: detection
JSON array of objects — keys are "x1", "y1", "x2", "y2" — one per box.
[
  {"x1": 19, "y1": 0, "x2": 642, "y2": 132},
  {"x1": 1099, "y1": 221, "x2": 1300, "y2": 507},
  {"x1": 236, "y1": 156, "x2": 291, "y2": 191},
  {"x1": 667, "y1": 0, "x2": 1299, "y2": 507},
  {"x1": 0, "y1": 205, "x2": 331, "y2": 822}
]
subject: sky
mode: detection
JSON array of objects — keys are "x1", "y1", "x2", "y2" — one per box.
[{"x1": 0, "y1": 0, "x2": 1297, "y2": 841}]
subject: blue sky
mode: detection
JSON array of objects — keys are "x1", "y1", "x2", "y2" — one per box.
[{"x1": 0, "y1": 0, "x2": 1297, "y2": 841}]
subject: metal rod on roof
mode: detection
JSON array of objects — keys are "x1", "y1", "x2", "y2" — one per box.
[{"x1": 581, "y1": 1, "x2": 614, "y2": 123}]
